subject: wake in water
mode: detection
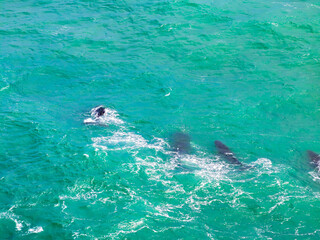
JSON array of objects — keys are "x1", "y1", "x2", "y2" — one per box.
[
  {"x1": 86, "y1": 106, "x2": 256, "y2": 180},
  {"x1": 84, "y1": 106, "x2": 315, "y2": 185}
]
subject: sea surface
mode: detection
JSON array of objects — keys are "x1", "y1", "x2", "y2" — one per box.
[{"x1": 1, "y1": 0, "x2": 320, "y2": 239}]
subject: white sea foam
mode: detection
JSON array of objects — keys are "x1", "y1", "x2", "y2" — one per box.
[
  {"x1": 309, "y1": 170, "x2": 320, "y2": 182},
  {"x1": 0, "y1": 207, "x2": 42, "y2": 234},
  {"x1": 254, "y1": 158, "x2": 273, "y2": 168},
  {"x1": 92, "y1": 131, "x2": 148, "y2": 151},
  {"x1": 92, "y1": 131, "x2": 168, "y2": 153},
  {"x1": 0, "y1": 76, "x2": 9, "y2": 92},
  {"x1": 0, "y1": 85, "x2": 9, "y2": 92},
  {"x1": 28, "y1": 226, "x2": 44, "y2": 234},
  {"x1": 0, "y1": 209, "x2": 25, "y2": 231}
]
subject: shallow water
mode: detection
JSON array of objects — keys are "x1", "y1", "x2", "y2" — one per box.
[{"x1": 1, "y1": 0, "x2": 320, "y2": 239}]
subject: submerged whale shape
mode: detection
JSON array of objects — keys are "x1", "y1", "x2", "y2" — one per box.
[
  {"x1": 307, "y1": 150, "x2": 320, "y2": 169},
  {"x1": 171, "y1": 132, "x2": 191, "y2": 154},
  {"x1": 214, "y1": 140, "x2": 242, "y2": 165}
]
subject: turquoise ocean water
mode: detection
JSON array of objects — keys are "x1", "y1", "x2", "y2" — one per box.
[{"x1": 1, "y1": 0, "x2": 320, "y2": 238}]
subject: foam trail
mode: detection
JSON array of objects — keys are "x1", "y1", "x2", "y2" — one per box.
[
  {"x1": 92, "y1": 131, "x2": 168, "y2": 153},
  {"x1": 28, "y1": 226, "x2": 44, "y2": 234},
  {"x1": 0, "y1": 209, "x2": 24, "y2": 231},
  {"x1": 0, "y1": 207, "x2": 43, "y2": 235},
  {"x1": 0, "y1": 85, "x2": 9, "y2": 92},
  {"x1": 0, "y1": 77, "x2": 9, "y2": 92},
  {"x1": 87, "y1": 107, "x2": 246, "y2": 189}
]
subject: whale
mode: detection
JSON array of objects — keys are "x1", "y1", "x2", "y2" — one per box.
[
  {"x1": 171, "y1": 132, "x2": 191, "y2": 154},
  {"x1": 84, "y1": 106, "x2": 106, "y2": 125},
  {"x1": 307, "y1": 150, "x2": 320, "y2": 169},
  {"x1": 170, "y1": 132, "x2": 198, "y2": 172},
  {"x1": 214, "y1": 140, "x2": 242, "y2": 165},
  {"x1": 93, "y1": 106, "x2": 105, "y2": 117}
]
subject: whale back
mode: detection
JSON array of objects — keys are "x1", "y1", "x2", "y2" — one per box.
[
  {"x1": 307, "y1": 150, "x2": 320, "y2": 168},
  {"x1": 94, "y1": 106, "x2": 105, "y2": 117},
  {"x1": 214, "y1": 140, "x2": 241, "y2": 165},
  {"x1": 171, "y1": 132, "x2": 191, "y2": 154}
]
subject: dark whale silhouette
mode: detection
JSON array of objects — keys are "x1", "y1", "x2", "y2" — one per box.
[
  {"x1": 171, "y1": 132, "x2": 191, "y2": 154},
  {"x1": 170, "y1": 132, "x2": 198, "y2": 172},
  {"x1": 94, "y1": 106, "x2": 105, "y2": 117},
  {"x1": 84, "y1": 106, "x2": 107, "y2": 125},
  {"x1": 214, "y1": 140, "x2": 242, "y2": 165},
  {"x1": 307, "y1": 150, "x2": 320, "y2": 169}
]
